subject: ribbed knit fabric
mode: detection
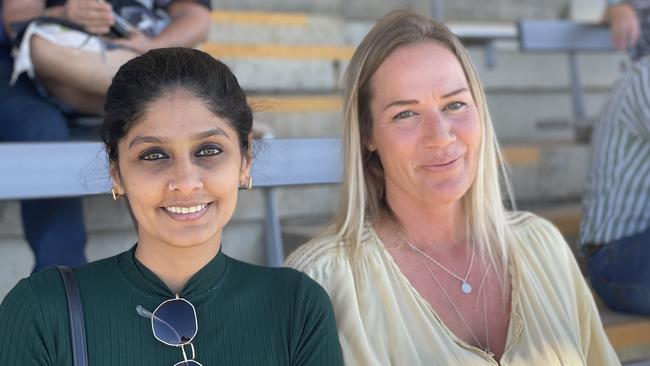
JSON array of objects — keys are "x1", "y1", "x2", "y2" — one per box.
[{"x1": 0, "y1": 246, "x2": 343, "y2": 365}]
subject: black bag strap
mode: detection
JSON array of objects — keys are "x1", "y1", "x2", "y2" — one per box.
[{"x1": 57, "y1": 266, "x2": 88, "y2": 366}]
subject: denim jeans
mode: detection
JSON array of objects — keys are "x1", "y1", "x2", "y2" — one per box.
[
  {"x1": 587, "y1": 226, "x2": 650, "y2": 315},
  {"x1": 0, "y1": 44, "x2": 87, "y2": 272}
]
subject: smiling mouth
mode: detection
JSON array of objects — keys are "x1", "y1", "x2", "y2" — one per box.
[
  {"x1": 164, "y1": 203, "x2": 210, "y2": 215},
  {"x1": 428, "y1": 156, "x2": 461, "y2": 167}
]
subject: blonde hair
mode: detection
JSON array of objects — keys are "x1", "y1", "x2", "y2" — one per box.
[{"x1": 333, "y1": 9, "x2": 515, "y2": 286}]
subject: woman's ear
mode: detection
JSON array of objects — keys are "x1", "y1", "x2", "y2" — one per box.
[
  {"x1": 366, "y1": 137, "x2": 376, "y2": 152},
  {"x1": 239, "y1": 132, "x2": 254, "y2": 181},
  {"x1": 110, "y1": 163, "x2": 125, "y2": 196}
]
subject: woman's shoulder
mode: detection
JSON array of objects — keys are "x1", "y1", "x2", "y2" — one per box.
[
  {"x1": 284, "y1": 232, "x2": 353, "y2": 274},
  {"x1": 506, "y1": 210, "x2": 564, "y2": 239},
  {"x1": 506, "y1": 210, "x2": 574, "y2": 264},
  {"x1": 225, "y1": 254, "x2": 331, "y2": 301},
  {"x1": 4, "y1": 265, "x2": 74, "y2": 307},
  {"x1": 1, "y1": 252, "x2": 124, "y2": 313},
  {"x1": 0, "y1": 267, "x2": 71, "y2": 364}
]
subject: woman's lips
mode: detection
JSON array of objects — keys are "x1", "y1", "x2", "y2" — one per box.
[
  {"x1": 421, "y1": 155, "x2": 462, "y2": 172},
  {"x1": 162, "y1": 202, "x2": 212, "y2": 222}
]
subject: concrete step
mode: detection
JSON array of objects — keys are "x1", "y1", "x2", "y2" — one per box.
[
  {"x1": 210, "y1": 2, "x2": 568, "y2": 24},
  {"x1": 199, "y1": 9, "x2": 625, "y2": 143},
  {"x1": 596, "y1": 292, "x2": 650, "y2": 363},
  {"x1": 529, "y1": 202, "x2": 582, "y2": 240},
  {"x1": 506, "y1": 141, "x2": 590, "y2": 203},
  {"x1": 250, "y1": 94, "x2": 342, "y2": 138},
  {"x1": 209, "y1": 10, "x2": 348, "y2": 45}
]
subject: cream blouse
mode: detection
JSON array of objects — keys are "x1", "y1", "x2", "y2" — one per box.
[{"x1": 286, "y1": 212, "x2": 620, "y2": 366}]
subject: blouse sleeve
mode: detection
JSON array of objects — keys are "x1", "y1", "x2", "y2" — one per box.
[
  {"x1": 0, "y1": 278, "x2": 54, "y2": 365},
  {"x1": 530, "y1": 216, "x2": 621, "y2": 366},
  {"x1": 289, "y1": 273, "x2": 343, "y2": 366}
]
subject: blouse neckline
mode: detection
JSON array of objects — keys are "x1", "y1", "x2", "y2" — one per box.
[
  {"x1": 366, "y1": 223, "x2": 524, "y2": 362},
  {"x1": 117, "y1": 244, "x2": 228, "y2": 301}
]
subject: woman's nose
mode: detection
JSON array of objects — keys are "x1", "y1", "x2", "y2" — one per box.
[
  {"x1": 169, "y1": 158, "x2": 203, "y2": 194},
  {"x1": 422, "y1": 110, "x2": 456, "y2": 148}
]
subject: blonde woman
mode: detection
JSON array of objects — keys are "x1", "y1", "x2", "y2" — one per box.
[{"x1": 286, "y1": 10, "x2": 619, "y2": 366}]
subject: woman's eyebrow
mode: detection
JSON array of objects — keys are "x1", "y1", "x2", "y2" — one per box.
[
  {"x1": 383, "y1": 99, "x2": 418, "y2": 111},
  {"x1": 382, "y1": 87, "x2": 470, "y2": 111},
  {"x1": 128, "y1": 128, "x2": 229, "y2": 150},
  {"x1": 441, "y1": 87, "x2": 469, "y2": 98},
  {"x1": 194, "y1": 128, "x2": 229, "y2": 140},
  {"x1": 128, "y1": 135, "x2": 168, "y2": 149}
]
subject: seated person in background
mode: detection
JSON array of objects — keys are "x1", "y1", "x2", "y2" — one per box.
[
  {"x1": 0, "y1": 7, "x2": 86, "y2": 272},
  {"x1": 0, "y1": 47, "x2": 343, "y2": 365},
  {"x1": 2, "y1": 0, "x2": 211, "y2": 114},
  {"x1": 287, "y1": 10, "x2": 620, "y2": 365},
  {"x1": 580, "y1": 0, "x2": 650, "y2": 315}
]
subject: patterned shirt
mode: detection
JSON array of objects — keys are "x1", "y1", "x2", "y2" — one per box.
[{"x1": 579, "y1": 56, "x2": 650, "y2": 244}]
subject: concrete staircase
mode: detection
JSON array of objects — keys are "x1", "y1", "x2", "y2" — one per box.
[{"x1": 0, "y1": 6, "x2": 647, "y2": 363}]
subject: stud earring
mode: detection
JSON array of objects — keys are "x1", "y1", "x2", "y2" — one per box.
[
  {"x1": 111, "y1": 188, "x2": 120, "y2": 200},
  {"x1": 239, "y1": 177, "x2": 253, "y2": 190}
]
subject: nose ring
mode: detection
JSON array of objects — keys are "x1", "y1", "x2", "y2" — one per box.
[{"x1": 169, "y1": 181, "x2": 178, "y2": 191}]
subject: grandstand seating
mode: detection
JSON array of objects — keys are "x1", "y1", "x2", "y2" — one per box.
[{"x1": 0, "y1": 8, "x2": 647, "y2": 363}]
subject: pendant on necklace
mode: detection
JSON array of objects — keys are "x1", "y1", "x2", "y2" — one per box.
[
  {"x1": 461, "y1": 281, "x2": 472, "y2": 294},
  {"x1": 484, "y1": 348, "x2": 495, "y2": 358}
]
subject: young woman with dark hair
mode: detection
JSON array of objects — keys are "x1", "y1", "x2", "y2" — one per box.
[{"x1": 0, "y1": 47, "x2": 343, "y2": 366}]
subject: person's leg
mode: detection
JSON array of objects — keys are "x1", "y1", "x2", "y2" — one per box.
[
  {"x1": 29, "y1": 34, "x2": 136, "y2": 114},
  {"x1": 0, "y1": 47, "x2": 87, "y2": 272},
  {"x1": 587, "y1": 227, "x2": 650, "y2": 315},
  {"x1": 21, "y1": 198, "x2": 87, "y2": 272}
]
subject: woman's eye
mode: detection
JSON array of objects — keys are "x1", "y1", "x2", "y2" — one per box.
[
  {"x1": 444, "y1": 101, "x2": 466, "y2": 111},
  {"x1": 196, "y1": 146, "x2": 222, "y2": 157},
  {"x1": 393, "y1": 110, "x2": 416, "y2": 120},
  {"x1": 140, "y1": 150, "x2": 167, "y2": 161}
]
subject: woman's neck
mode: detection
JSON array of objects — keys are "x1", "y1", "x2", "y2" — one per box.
[
  {"x1": 384, "y1": 189, "x2": 466, "y2": 250},
  {"x1": 134, "y1": 237, "x2": 220, "y2": 294}
]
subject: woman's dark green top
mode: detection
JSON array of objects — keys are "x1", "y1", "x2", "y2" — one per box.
[{"x1": 0, "y1": 247, "x2": 343, "y2": 365}]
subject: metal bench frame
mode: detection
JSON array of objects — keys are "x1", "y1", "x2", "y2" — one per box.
[{"x1": 517, "y1": 19, "x2": 616, "y2": 138}]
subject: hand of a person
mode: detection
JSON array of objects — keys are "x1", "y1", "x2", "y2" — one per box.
[
  {"x1": 109, "y1": 30, "x2": 157, "y2": 54},
  {"x1": 63, "y1": 0, "x2": 115, "y2": 35},
  {"x1": 603, "y1": 2, "x2": 640, "y2": 51}
]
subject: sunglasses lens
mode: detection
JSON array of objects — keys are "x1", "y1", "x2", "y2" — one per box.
[
  {"x1": 152, "y1": 299, "x2": 197, "y2": 345},
  {"x1": 173, "y1": 361, "x2": 202, "y2": 366}
]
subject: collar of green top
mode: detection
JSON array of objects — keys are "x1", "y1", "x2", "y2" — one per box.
[{"x1": 118, "y1": 245, "x2": 228, "y2": 300}]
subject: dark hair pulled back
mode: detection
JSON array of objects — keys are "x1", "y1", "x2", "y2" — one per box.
[{"x1": 101, "y1": 47, "x2": 253, "y2": 166}]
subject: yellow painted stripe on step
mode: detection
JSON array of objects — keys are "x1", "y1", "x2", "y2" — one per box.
[
  {"x1": 201, "y1": 43, "x2": 355, "y2": 60},
  {"x1": 502, "y1": 146, "x2": 540, "y2": 166},
  {"x1": 605, "y1": 321, "x2": 650, "y2": 349},
  {"x1": 211, "y1": 10, "x2": 309, "y2": 26},
  {"x1": 248, "y1": 95, "x2": 342, "y2": 112}
]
